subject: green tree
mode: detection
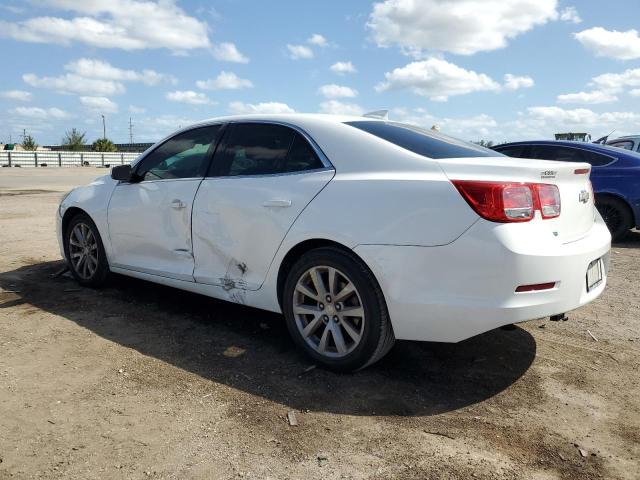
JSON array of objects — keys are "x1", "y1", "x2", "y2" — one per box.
[
  {"x1": 22, "y1": 134, "x2": 38, "y2": 151},
  {"x1": 92, "y1": 138, "x2": 117, "y2": 152},
  {"x1": 61, "y1": 128, "x2": 87, "y2": 151}
]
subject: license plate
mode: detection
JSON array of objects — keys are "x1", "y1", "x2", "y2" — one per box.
[{"x1": 586, "y1": 258, "x2": 603, "y2": 292}]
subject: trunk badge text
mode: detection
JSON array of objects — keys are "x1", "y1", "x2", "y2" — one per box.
[
  {"x1": 540, "y1": 170, "x2": 557, "y2": 179},
  {"x1": 579, "y1": 190, "x2": 590, "y2": 203}
]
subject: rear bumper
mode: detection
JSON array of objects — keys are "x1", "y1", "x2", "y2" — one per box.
[{"x1": 355, "y1": 213, "x2": 611, "y2": 342}]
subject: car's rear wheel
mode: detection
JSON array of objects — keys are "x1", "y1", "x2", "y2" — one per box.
[
  {"x1": 596, "y1": 196, "x2": 633, "y2": 242},
  {"x1": 283, "y1": 247, "x2": 394, "y2": 371},
  {"x1": 64, "y1": 213, "x2": 110, "y2": 287}
]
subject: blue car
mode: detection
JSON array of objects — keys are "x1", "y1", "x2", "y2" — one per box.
[{"x1": 493, "y1": 141, "x2": 640, "y2": 241}]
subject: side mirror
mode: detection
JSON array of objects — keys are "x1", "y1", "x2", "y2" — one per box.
[{"x1": 111, "y1": 164, "x2": 132, "y2": 182}]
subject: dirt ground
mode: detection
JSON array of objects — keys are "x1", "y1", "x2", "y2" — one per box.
[{"x1": 0, "y1": 167, "x2": 638, "y2": 480}]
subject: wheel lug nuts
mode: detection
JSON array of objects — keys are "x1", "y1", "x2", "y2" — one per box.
[
  {"x1": 319, "y1": 303, "x2": 325, "y2": 310},
  {"x1": 335, "y1": 303, "x2": 342, "y2": 311},
  {"x1": 326, "y1": 295, "x2": 332, "y2": 303},
  {"x1": 333, "y1": 316, "x2": 339, "y2": 322},
  {"x1": 323, "y1": 315, "x2": 329, "y2": 323}
]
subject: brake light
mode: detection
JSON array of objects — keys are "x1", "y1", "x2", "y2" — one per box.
[
  {"x1": 535, "y1": 184, "x2": 561, "y2": 218},
  {"x1": 452, "y1": 181, "x2": 561, "y2": 223}
]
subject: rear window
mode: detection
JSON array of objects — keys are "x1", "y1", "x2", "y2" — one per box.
[
  {"x1": 530, "y1": 145, "x2": 615, "y2": 167},
  {"x1": 493, "y1": 145, "x2": 528, "y2": 157},
  {"x1": 345, "y1": 121, "x2": 502, "y2": 159}
]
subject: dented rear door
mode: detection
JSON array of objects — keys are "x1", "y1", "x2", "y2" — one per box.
[{"x1": 191, "y1": 122, "x2": 334, "y2": 291}]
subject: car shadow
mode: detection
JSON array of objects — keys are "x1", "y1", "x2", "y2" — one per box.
[
  {"x1": 0, "y1": 261, "x2": 537, "y2": 417},
  {"x1": 613, "y1": 229, "x2": 640, "y2": 249}
]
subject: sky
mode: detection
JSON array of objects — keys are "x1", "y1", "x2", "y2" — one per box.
[{"x1": 1, "y1": 0, "x2": 640, "y2": 145}]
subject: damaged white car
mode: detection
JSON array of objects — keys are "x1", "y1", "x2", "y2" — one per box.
[{"x1": 58, "y1": 114, "x2": 611, "y2": 371}]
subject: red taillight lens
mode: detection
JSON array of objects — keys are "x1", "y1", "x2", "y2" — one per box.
[
  {"x1": 535, "y1": 184, "x2": 561, "y2": 219},
  {"x1": 453, "y1": 181, "x2": 533, "y2": 222},
  {"x1": 452, "y1": 180, "x2": 561, "y2": 223}
]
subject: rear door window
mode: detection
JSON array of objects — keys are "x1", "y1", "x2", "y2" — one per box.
[
  {"x1": 211, "y1": 123, "x2": 325, "y2": 176},
  {"x1": 609, "y1": 140, "x2": 634, "y2": 151}
]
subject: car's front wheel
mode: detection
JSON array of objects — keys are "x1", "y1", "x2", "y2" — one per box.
[
  {"x1": 64, "y1": 213, "x2": 110, "y2": 287},
  {"x1": 283, "y1": 247, "x2": 395, "y2": 371}
]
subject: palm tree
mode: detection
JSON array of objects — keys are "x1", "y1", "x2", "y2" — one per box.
[
  {"x1": 22, "y1": 134, "x2": 38, "y2": 151},
  {"x1": 92, "y1": 138, "x2": 117, "y2": 152},
  {"x1": 61, "y1": 128, "x2": 87, "y2": 151}
]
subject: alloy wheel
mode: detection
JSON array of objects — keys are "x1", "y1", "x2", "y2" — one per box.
[
  {"x1": 292, "y1": 265, "x2": 366, "y2": 358},
  {"x1": 68, "y1": 222, "x2": 99, "y2": 280}
]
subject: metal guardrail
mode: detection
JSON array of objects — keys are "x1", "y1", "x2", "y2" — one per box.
[{"x1": 0, "y1": 151, "x2": 140, "y2": 168}]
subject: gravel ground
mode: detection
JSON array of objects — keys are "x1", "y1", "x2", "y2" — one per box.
[{"x1": 1, "y1": 168, "x2": 638, "y2": 480}]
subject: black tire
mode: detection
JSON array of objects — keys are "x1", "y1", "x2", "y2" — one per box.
[
  {"x1": 63, "y1": 213, "x2": 111, "y2": 287},
  {"x1": 596, "y1": 196, "x2": 633, "y2": 242},
  {"x1": 282, "y1": 246, "x2": 395, "y2": 372}
]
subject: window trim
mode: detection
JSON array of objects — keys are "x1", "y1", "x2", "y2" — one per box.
[
  {"x1": 528, "y1": 143, "x2": 617, "y2": 168},
  {"x1": 128, "y1": 123, "x2": 226, "y2": 183},
  {"x1": 206, "y1": 120, "x2": 334, "y2": 179}
]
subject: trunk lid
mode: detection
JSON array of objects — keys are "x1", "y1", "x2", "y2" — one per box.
[{"x1": 437, "y1": 156, "x2": 595, "y2": 243}]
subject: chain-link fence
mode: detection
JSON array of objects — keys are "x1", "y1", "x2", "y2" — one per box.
[{"x1": 0, "y1": 151, "x2": 140, "y2": 168}]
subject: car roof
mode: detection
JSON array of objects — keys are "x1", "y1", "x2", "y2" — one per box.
[{"x1": 191, "y1": 113, "x2": 379, "y2": 128}]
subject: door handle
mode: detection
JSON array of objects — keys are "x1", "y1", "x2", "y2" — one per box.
[
  {"x1": 262, "y1": 199, "x2": 292, "y2": 208},
  {"x1": 171, "y1": 199, "x2": 187, "y2": 209}
]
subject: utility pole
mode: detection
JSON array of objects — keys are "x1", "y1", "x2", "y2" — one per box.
[
  {"x1": 129, "y1": 117, "x2": 134, "y2": 144},
  {"x1": 101, "y1": 114, "x2": 106, "y2": 139}
]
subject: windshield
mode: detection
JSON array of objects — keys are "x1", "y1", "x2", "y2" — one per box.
[{"x1": 345, "y1": 121, "x2": 502, "y2": 159}]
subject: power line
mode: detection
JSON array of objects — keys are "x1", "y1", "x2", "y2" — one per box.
[{"x1": 129, "y1": 117, "x2": 134, "y2": 144}]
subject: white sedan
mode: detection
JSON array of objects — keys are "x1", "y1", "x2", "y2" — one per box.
[{"x1": 57, "y1": 114, "x2": 611, "y2": 371}]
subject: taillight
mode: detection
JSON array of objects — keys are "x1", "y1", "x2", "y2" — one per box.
[
  {"x1": 535, "y1": 184, "x2": 561, "y2": 218},
  {"x1": 452, "y1": 180, "x2": 561, "y2": 223}
]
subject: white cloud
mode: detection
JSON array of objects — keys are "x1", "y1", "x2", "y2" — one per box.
[
  {"x1": 330, "y1": 61, "x2": 357, "y2": 75},
  {"x1": 559, "y1": 6, "x2": 581, "y2": 24},
  {"x1": 630, "y1": 89, "x2": 640, "y2": 97},
  {"x1": 591, "y1": 68, "x2": 640, "y2": 93},
  {"x1": 1, "y1": 90, "x2": 32, "y2": 101},
  {"x1": 0, "y1": 0, "x2": 211, "y2": 52},
  {"x1": 318, "y1": 100, "x2": 364, "y2": 116},
  {"x1": 392, "y1": 107, "x2": 498, "y2": 139},
  {"x1": 375, "y1": 58, "x2": 500, "y2": 101},
  {"x1": 503, "y1": 74, "x2": 534, "y2": 90},
  {"x1": 526, "y1": 106, "x2": 640, "y2": 126},
  {"x1": 228, "y1": 101, "x2": 295, "y2": 114},
  {"x1": 9, "y1": 106, "x2": 70, "y2": 120},
  {"x1": 287, "y1": 44, "x2": 314, "y2": 60},
  {"x1": 318, "y1": 84, "x2": 358, "y2": 99},
  {"x1": 308, "y1": 33, "x2": 328, "y2": 47},
  {"x1": 367, "y1": 0, "x2": 559, "y2": 56},
  {"x1": 64, "y1": 58, "x2": 174, "y2": 85},
  {"x1": 129, "y1": 105, "x2": 146, "y2": 114},
  {"x1": 196, "y1": 71, "x2": 253, "y2": 90},
  {"x1": 79, "y1": 96, "x2": 118, "y2": 113},
  {"x1": 557, "y1": 90, "x2": 618, "y2": 104},
  {"x1": 23, "y1": 73, "x2": 125, "y2": 96},
  {"x1": 575, "y1": 27, "x2": 640, "y2": 60},
  {"x1": 166, "y1": 90, "x2": 214, "y2": 105},
  {"x1": 212, "y1": 42, "x2": 249, "y2": 63}
]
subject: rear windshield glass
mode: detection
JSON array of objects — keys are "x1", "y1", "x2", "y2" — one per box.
[{"x1": 345, "y1": 121, "x2": 502, "y2": 159}]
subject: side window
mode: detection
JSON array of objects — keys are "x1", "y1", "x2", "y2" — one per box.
[
  {"x1": 530, "y1": 145, "x2": 585, "y2": 162},
  {"x1": 216, "y1": 123, "x2": 295, "y2": 176},
  {"x1": 494, "y1": 145, "x2": 528, "y2": 157},
  {"x1": 609, "y1": 141, "x2": 633, "y2": 150},
  {"x1": 136, "y1": 125, "x2": 220, "y2": 181},
  {"x1": 282, "y1": 133, "x2": 324, "y2": 172}
]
